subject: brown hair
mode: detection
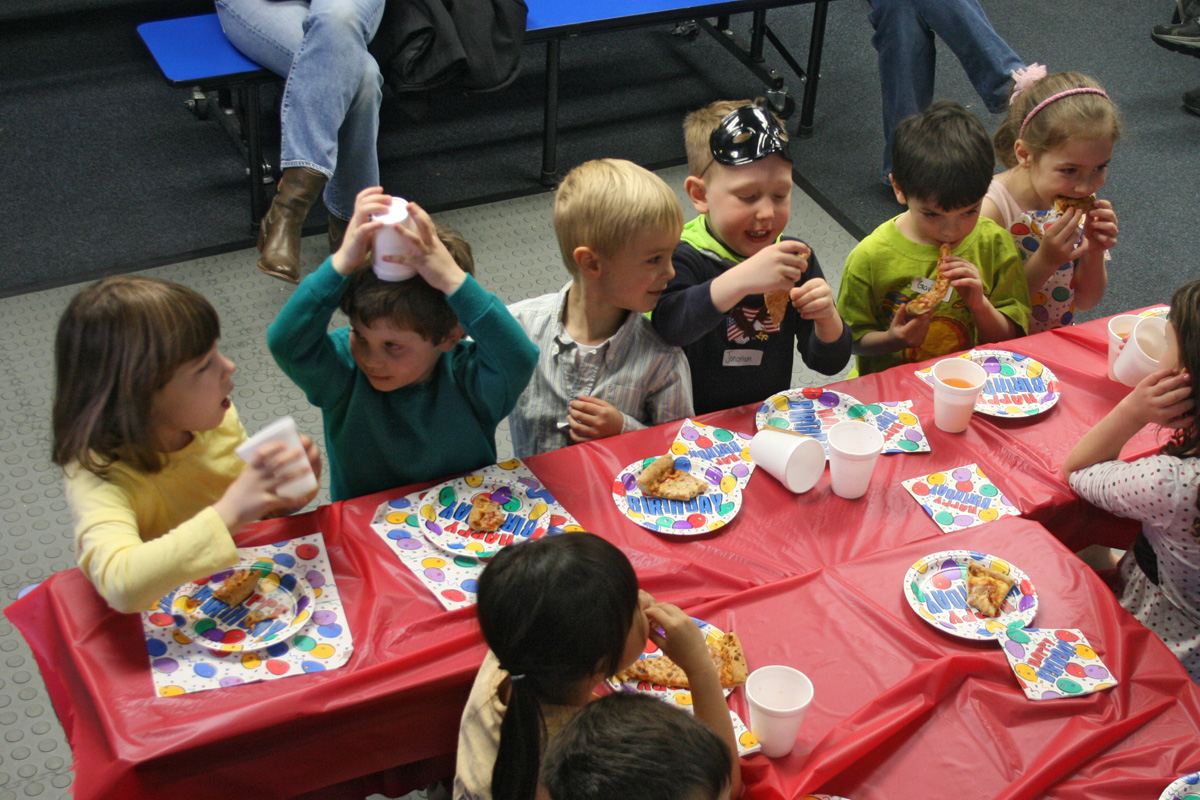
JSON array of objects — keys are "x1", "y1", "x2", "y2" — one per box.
[
  {"x1": 553, "y1": 159, "x2": 683, "y2": 275},
  {"x1": 892, "y1": 100, "x2": 993, "y2": 209},
  {"x1": 994, "y1": 71, "x2": 1121, "y2": 168},
  {"x1": 682, "y1": 99, "x2": 751, "y2": 177},
  {"x1": 1161, "y1": 279, "x2": 1200, "y2": 536},
  {"x1": 339, "y1": 224, "x2": 475, "y2": 343},
  {"x1": 52, "y1": 276, "x2": 220, "y2": 475}
]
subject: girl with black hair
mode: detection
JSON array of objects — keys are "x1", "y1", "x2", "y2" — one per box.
[
  {"x1": 1065, "y1": 280, "x2": 1200, "y2": 681},
  {"x1": 452, "y1": 533, "x2": 741, "y2": 800}
]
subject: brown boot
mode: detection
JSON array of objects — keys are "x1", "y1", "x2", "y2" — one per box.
[
  {"x1": 257, "y1": 167, "x2": 327, "y2": 283},
  {"x1": 327, "y1": 213, "x2": 349, "y2": 254}
]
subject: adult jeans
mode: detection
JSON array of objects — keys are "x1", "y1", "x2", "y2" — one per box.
[
  {"x1": 215, "y1": 0, "x2": 385, "y2": 219},
  {"x1": 869, "y1": 0, "x2": 1023, "y2": 181}
]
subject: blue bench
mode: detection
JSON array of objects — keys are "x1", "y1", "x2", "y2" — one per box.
[{"x1": 139, "y1": 0, "x2": 833, "y2": 223}]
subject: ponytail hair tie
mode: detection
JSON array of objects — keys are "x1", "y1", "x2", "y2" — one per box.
[
  {"x1": 1009, "y1": 63, "x2": 1048, "y2": 105},
  {"x1": 1019, "y1": 87, "x2": 1111, "y2": 140}
]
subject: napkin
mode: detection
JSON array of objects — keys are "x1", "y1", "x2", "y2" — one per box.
[
  {"x1": 672, "y1": 419, "x2": 756, "y2": 490},
  {"x1": 902, "y1": 463, "x2": 1020, "y2": 533},
  {"x1": 872, "y1": 400, "x2": 930, "y2": 454},
  {"x1": 996, "y1": 627, "x2": 1117, "y2": 700},
  {"x1": 142, "y1": 533, "x2": 352, "y2": 696}
]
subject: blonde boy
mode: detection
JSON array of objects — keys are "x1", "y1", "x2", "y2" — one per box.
[
  {"x1": 507, "y1": 159, "x2": 693, "y2": 457},
  {"x1": 651, "y1": 100, "x2": 852, "y2": 414}
]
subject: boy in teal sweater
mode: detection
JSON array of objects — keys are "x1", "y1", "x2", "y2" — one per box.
[{"x1": 267, "y1": 187, "x2": 539, "y2": 501}]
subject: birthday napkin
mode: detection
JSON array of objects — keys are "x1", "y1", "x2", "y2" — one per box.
[
  {"x1": 901, "y1": 463, "x2": 1020, "y2": 533},
  {"x1": 872, "y1": 400, "x2": 930, "y2": 454},
  {"x1": 671, "y1": 419, "x2": 756, "y2": 489},
  {"x1": 996, "y1": 627, "x2": 1117, "y2": 700},
  {"x1": 370, "y1": 459, "x2": 582, "y2": 611},
  {"x1": 142, "y1": 533, "x2": 352, "y2": 696}
]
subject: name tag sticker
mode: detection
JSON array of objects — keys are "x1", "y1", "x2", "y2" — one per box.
[
  {"x1": 723, "y1": 349, "x2": 763, "y2": 367},
  {"x1": 909, "y1": 277, "x2": 956, "y2": 305}
]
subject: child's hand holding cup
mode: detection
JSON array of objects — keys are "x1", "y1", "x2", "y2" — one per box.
[
  {"x1": 235, "y1": 416, "x2": 318, "y2": 500},
  {"x1": 372, "y1": 197, "x2": 422, "y2": 281}
]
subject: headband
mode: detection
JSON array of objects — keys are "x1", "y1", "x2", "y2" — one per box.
[{"x1": 1019, "y1": 87, "x2": 1111, "y2": 140}]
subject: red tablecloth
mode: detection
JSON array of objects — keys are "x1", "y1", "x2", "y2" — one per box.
[{"x1": 7, "y1": 308, "x2": 1192, "y2": 800}]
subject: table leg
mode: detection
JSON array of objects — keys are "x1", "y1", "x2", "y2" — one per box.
[
  {"x1": 797, "y1": 0, "x2": 829, "y2": 138},
  {"x1": 540, "y1": 39, "x2": 560, "y2": 186}
]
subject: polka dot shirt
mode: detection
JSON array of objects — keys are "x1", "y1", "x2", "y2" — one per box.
[{"x1": 1070, "y1": 456, "x2": 1200, "y2": 683}]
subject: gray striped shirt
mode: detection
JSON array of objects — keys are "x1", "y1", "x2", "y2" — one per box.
[{"x1": 507, "y1": 285, "x2": 694, "y2": 457}]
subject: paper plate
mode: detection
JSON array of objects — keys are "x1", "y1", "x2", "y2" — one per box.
[
  {"x1": 902, "y1": 550, "x2": 1038, "y2": 641},
  {"x1": 613, "y1": 456, "x2": 743, "y2": 535},
  {"x1": 915, "y1": 350, "x2": 1060, "y2": 417},
  {"x1": 165, "y1": 560, "x2": 316, "y2": 653},
  {"x1": 606, "y1": 618, "x2": 735, "y2": 702},
  {"x1": 1160, "y1": 773, "x2": 1200, "y2": 800},
  {"x1": 416, "y1": 474, "x2": 569, "y2": 559},
  {"x1": 1141, "y1": 306, "x2": 1171, "y2": 319},
  {"x1": 755, "y1": 388, "x2": 875, "y2": 456},
  {"x1": 801, "y1": 796, "x2": 854, "y2": 800}
]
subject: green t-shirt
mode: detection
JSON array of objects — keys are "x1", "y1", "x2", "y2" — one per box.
[{"x1": 836, "y1": 215, "x2": 1031, "y2": 376}]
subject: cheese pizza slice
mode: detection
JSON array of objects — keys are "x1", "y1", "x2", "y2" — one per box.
[
  {"x1": 212, "y1": 569, "x2": 262, "y2": 608},
  {"x1": 636, "y1": 455, "x2": 708, "y2": 502},
  {"x1": 468, "y1": 495, "x2": 506, "y2": 532},
  {"x1": 1054, "y1": 194, "x2": 1096, "y2": 214},
  {"x1": 965, "y1": 560, "x2": 1017, "y2": 618},
  {"x1": 613, "y1": 630, "x2": 747, "y2": 689},
  {"x1": 906, "y1": 242, "x2": 953, "y2": 316},
  {"x1": 764, "y1": 289, "x2": 790, "y2": 328}
]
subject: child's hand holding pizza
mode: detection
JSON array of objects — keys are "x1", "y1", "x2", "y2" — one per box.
[
  {"x1": 940, "y1": 255, "x2": 985, "y2": 307},
  {"x1": 1082, "y1": 199, "x2": 1118, "y2": 252},
  {"x1": 888, "y1": 301, "x2": 934, "y2": 350},
  {"x1": 646, "y1": 603, "x2": 718, "y2": 681}
]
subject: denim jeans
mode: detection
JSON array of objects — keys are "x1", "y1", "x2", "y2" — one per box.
[
  {"x1": 215, "y1": 0, "x2": 385, "y2": 219},
  {"x1": 869, "y1": 0, "x2": 1023, "y2": 181}
]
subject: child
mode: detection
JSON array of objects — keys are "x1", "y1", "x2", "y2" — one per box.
[
  {"x1": 52, "y1": 277, "x2": 320, "y2": 613},
  {"x1": 454, "y1": 533, "x2": 741, "y2": 800},
  {"x1": 1064, "y1": 280, "x2": 1199, "y2": 681},
  {"x1": 836, "y1": 100, "x2": 1031, "y2": 376},
  {"x1": 267, "y1": 187, "x2": 538, "y2": 501},
  {"x1": 507, "y1": 159, "x2": 693, "y2": 457},
  {"x1": 542, "y1": 692, "x2": 732, "y2": 800},
  {"x1": 651, "y1": 100, "x2": 852, "y2": 414},
  {"x1": 983, "y1": 70, "x2": 1121, "y2": 332}
]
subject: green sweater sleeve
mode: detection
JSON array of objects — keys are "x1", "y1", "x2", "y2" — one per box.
[
  {"x1": 267, "y1": 257, "x2": 356, "y2": 409},
  {"x1": 446, "y1": 274, "x2": 539, "y2": 426}
]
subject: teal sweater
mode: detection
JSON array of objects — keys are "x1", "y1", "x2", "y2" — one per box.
[{"x1": 267, "y1": 258, "x2": 539, "y2": 501}]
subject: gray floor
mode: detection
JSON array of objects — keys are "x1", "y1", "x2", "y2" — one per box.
[{"x1": 0, "y1": 165, "x2": 857, "y2": 799}]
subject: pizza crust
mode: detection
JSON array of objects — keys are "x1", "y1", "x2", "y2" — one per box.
[
  {"x1": 764, "y1": 289, "x2": 790, "y2": 328},
  {"x1": 613, "y1": 630, "x2": 748, "y2": 689},
  {"x1": 212, "y1": 570, "x2": 262, "y2": 608},
  {"x1": 965, "y1": 560, "x2": 1017, "y2": 617},
  {"x1": 637, "y1": 455, "x2": 708, "y2": 501},
  {"x1": 1054, "y1": 195, "x2": 1096, "y2": 214},
  {"x1": 906, "y1": 242, "x2": 953, "y2": 316}
]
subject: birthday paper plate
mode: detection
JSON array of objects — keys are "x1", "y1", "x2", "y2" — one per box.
[
  {"x1": 1141, "y1": 306, "x2": 1171, "y2": 319},
  {"x1": 755, "y1": 388, "x2": 875, "y2": 456},
  {"x1": 902, "y1": 550, "x2": 1038, "y2": 641},
  {"x1": 417, "y1": 473, "x2": 569, "y2": 559},
  {"x1": 915, "y1": 349, "x2": 1060, "y2": 417},
  {"x1": 164, "y1": 561, "x2": 316, "y2": 653},
  {"x1": 612, "y1": 456, "x2": 743, "y2": 536},
  {"x1": 1160, "y1": 773, "x2": 1200, "y2": 800},
  {"x1": 802, "y1": 796, "x2": 854, "y2": 800}
]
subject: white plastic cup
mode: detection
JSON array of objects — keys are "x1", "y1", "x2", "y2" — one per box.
[
  {"x1": 825, "y1": 420, "x2": 884, "y2": 500},
  {"x1": 235, "y1": 416, "x2": 317, "y2": 500},
  {"x1": 372, "y1": 197, "x2": 421, "y2": 281},
  {"x1": 1106, "y1": 315, "x2": 1140, "y2": 382},
  {"x1": 749, "y1": 428, "x2": 826, "y2": 493},
  {"x1": 931, "y1": 358, "x2": 987, "y2": 433},
  {"x1": 1112, "y1": 316, "x2": 1168, "y2": 387},
  {"x1": 745, "y1": 665, "x2": 814, "y2": 758}
]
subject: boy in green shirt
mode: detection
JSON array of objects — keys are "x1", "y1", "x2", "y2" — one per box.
[
  {"x1": 267, "y1": 187, "x2": 538, "y2": 501},
  {"x1": 837, "y1": 101, "x2": 1031, "y2": 375}
]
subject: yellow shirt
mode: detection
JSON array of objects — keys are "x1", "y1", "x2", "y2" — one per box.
[{"x1": 65, "y1": 406, "x2": 246, "y2": 613}]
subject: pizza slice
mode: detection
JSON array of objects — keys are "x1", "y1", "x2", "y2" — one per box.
[
  {"x1": 906, "y1": 242, "x2": 953, "y2": 316},
  {"x1": 965, "y1": 560, "x2": 1017, "y2": 617},
  {"x1": 1054, "y1": 194, "x2": 1096, "y2": 214},
  {"x1": 212, "y1": 569, "x2": 262, "y2": 608},
  {"x1": 244, "y1": 606, "x2": 284, "y2": 628},
  {"x1": 613, "y1": 630, "x2": 747, "y2": 689},
  {"x1": 764, "y1": 289, "x2": 790, "y2": 328},
  {"x1": 636, "y1": 455, "x2": 708, "y2": 502},
  {"x1": 468, "y1": 495, "x2": 506, "y2": 532}
]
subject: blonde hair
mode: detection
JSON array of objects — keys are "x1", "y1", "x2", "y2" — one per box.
[
  {"x1": 683, "y1": 99, "x2": 750, "y2": 177},
  {"x1": 994, "y1": 72, "x2": 1121, "y2": 168},
  {"x1": 553, "y1": 159, "x2": 684, "y2": 274},
  {"x1": 52, "y1": 276, "x2": 221, "y2": 475}
]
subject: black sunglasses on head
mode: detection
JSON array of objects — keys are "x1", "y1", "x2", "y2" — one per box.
[{"x1": 709, "y1": 105, "x2": 792, "y2": 166}]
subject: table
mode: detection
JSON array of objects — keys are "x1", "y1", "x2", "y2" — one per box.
[{"x1": 7, "y1": 308, "x2": 1194, "y2": 800}]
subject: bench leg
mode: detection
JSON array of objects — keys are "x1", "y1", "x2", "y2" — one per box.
[
  {"x1": 540, "y1": 39, "x2": 560, "y2": 186},
  {"x1": 245, "y1": 83, "x2": 269, "y2": 228},
  {"x1": 796, "y1": 0, "x2": 828, "y2": 138}
]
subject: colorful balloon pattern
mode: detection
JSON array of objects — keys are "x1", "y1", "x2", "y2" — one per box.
[
  {"x1": 997, "y1": 627, "x2": 1117, "y2": 700},
  {"x1": 417, "y1": 471, "x2": 567, "y2": 559},
  {"x1": 613, "y1": 455, "x2": 743, "y2": 536},
  {"x1": 914, "y1": 349, "x2": 1060, "y2": 417},
  {"x1": 902, "y1": 550, "x2": 1038, "y2": 641},
  {"x1": 1160, "y1": 772, "x2": 1200, "y2": 800},
  {"x1": 144, "y1": 533, "x2": 352, "y2": 696},
  {"x1": 902, "y1": 463, "x2": 1019, "y2": 534},
  {"x1": 676, "y1": 419, "x2": 756, "y2": 490},
  {"x1": 758, "y1": 390, "x2": 931, "y2": 456}
]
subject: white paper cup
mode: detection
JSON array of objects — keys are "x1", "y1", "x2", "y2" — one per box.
[
  {"x1": 235, "y1": 416, "x2": 317, "y2": 500},
  {"x1": 746, "y1": 665, "x2": 814, "y2": 758},
  {"x1": 372, "y1": 197, "x2": 420, "y2": 281},
  {"x1": 1112, "y1": 316, "x2": 1167, "y2": 387},
  {"x1": 1106, "y1": 315, "x2": 1140, "y2": 382},
  {"x1": 749, "y1": 428, "x2": 826, "y2": 494},
  {"x1": 931, "y1": 358, "x2": 987, "y2": 433},
  {"x1": 826, "y1": 420, "x2": 884, "y2": 500}
]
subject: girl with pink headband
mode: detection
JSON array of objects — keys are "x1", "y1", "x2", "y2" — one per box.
[{"x1": 982, "y1": 70, "x2": 1122, "y2": 333}]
